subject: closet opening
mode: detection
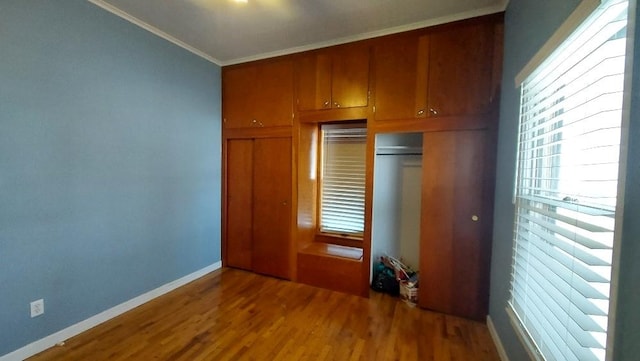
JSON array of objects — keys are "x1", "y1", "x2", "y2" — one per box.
[{"x1": 371, "y1": 132, "x2": 423, "y2": 283}]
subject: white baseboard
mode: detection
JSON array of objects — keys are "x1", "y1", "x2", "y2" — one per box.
[
  {"x1": 487, "y1": 315, "x2": 510, "y2": 361},
  {"x1": 0, "y1": 261, "x2": 222, "y2": 361}
]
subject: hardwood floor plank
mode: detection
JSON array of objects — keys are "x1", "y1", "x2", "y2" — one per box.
[{"x1": 28, "y1": 268, "x2": 500, "y2": 361}]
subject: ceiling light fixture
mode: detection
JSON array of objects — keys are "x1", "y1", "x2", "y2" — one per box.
[{"x1": 234, "y1": 0, "x2": 248, "y2": 3}]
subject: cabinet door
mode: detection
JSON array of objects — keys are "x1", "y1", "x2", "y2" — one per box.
[
  {"x1": 427, "y1": 21, "x2": 496, "y2": 117},
  {"x1": 419, "y1": 130, "x2": 490, "y2": 320},
  {"x1": 254, "y1": 59, "x2": 294, "y2": 127},
  {"x1": 331, "y1": 45, "x2": 370, "y2": 109},
  {"x1": 223, "y1": 66, "x2": 258, "y2": 128},
  {"x1": 296, "y1": 52, "x2": 332, "y2": 111},
  {"x1": 252, "y1": 137, "x2": 292, "y2": 279},
  {"x1": 373, "y1": 35, "x2": 429, "y2": 121},
  {"x1": 226, "y1": 139, "x2": 254, "y2": 271}
]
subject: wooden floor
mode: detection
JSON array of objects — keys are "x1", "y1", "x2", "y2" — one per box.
[{"x1": 29, "y1": 268, "x2": 500, "y2": 361}]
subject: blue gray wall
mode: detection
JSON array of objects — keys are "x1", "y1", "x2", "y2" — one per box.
[
  {"x1": 0, "y1": 0, "x2": 221, "y2": 356},
  {"x1": 490, "y1": 0, "x2": 640, "y2": 360}
]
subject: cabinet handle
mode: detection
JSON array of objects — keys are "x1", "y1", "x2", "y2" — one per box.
[
  {"x1": 282, "y1": 201, "x2": 288, "y2": 206},
  {"x1": 417, "y1": 109, "x2": 425, "y2": 116},
  {"x1": 251, "y1": 119, "x2": 264, "y2": 127},
  {"x1": 323, "y1": 101, "x2": 330, "y2": 108},
  {"x1": 333, "y1": 102, "x2": 341, "y2": 108},
  {"x1": 429, "y1": 108, "x2": 438, "y2": 115},
  {"x1": 471, "y1": 215, "x2": 479, "y2": 222}
]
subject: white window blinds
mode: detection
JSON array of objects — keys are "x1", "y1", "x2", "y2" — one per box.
[
  {"x1": 509, "y1": 1, "x2": 628, "y2": 360},
  {"x1": 319, "y1": 126, "x2": 366, "y2": 237}
]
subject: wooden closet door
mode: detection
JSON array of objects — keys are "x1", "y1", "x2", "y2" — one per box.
[
  {"x1": 226, "y1": 139, "x2": 254, "y2": 271},
  {"x1": 419, "y1": 130, "x2": 490, "y2": 320},
  {"x1": 252, "y1": 137, "x2": 292, "y2": 279}
]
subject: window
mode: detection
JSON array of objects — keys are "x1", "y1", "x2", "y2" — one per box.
[
  {"x1": 318, "y1": 124, "x2": 367, "y2": 237},
  {"x1": 509, "y1": 1, "x2": 628, "y2": 360}
]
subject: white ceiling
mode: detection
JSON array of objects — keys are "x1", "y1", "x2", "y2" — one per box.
[{"x1": 89, "y1": 0, "x2": 508, "y2": 66}]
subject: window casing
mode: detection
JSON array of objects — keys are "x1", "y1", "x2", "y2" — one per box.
[
  {"x1": 318, "y1": 124, "x2": 367, "y2": 238},
  {"x1": 509, "y1": 1, "x2": 629, "y2": 360}
]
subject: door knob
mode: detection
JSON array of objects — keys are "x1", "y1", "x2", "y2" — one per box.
[{"x1": 471, "y1": 215, "x2": 479, "y2": 222}]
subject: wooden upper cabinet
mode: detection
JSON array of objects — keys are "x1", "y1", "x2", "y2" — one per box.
[
  {"x1": 373, "y1": 17, "x2": 501, "y2": 122},
  {"x1": 427, "y1": 20, "x2": 497, "y2": 117},
  {"x1": 223, "y1": 58, "x2": 294, "y2": 129},
  {"x1": 373, "y1": 35, "x2": 429, "y2": 121},
  {"x1": 331, "y1": 45, "x2": 370, "y2": 109},
  {"x1": 223, "y1": 65, "x2": 257, "y2": 129},
  {"x1": 296, "y1": 52, "x2": 332, "y2": 111},
  {"x1": 296, "y1": 45, "x2": 370, "y2": 111}
]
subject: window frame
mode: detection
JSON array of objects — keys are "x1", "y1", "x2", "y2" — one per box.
[
  {"x1": 315, "y1": 122, "x2": 367, "y2": 242},
  {"x1": 507, "y1": 1, "x2": 632, "y2": 360}
]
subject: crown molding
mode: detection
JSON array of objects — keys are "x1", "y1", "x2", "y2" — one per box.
[
  {"x1": 221, "y1": 3, "x2": 508, "y2": 66},
  {"x1": 88, "y1": 0, "x2": 508, "y2": 67},
  {"x1": 88, "y1": 0, "x2": 222, "y2": 65}
]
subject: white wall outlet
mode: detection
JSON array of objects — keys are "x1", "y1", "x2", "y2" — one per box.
[{"x1": 30, "y1": 299, "x2": 44, "y2": 318}]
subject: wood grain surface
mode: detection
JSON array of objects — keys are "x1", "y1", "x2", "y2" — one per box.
[{"x1": 29, "y1": 268, "x2": 500, "y2": 361}]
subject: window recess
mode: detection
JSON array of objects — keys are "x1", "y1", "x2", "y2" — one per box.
[
  {"x1": 318, "y1": 124, "x2": 367, "y2": 239},
  {"x1": 508, "y1": 1, "x2": 629, "y2": 360}
]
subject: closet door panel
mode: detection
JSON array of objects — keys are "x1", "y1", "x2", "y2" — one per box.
[
  {"x1": 419, "y1": 130, "x2": 488, "y2": 320},
  {"x1": 226, "y1": 139, "x2": 254, "y2": 271},
  {"x1": 252, "y1": 137, "x2": 292, "y2": 279}
]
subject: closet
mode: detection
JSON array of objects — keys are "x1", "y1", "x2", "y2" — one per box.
[
  {"x1": 372, "y1": 133, "x2": 423, "y2": 271},
  {"x1": 225, "y1": 137, "x2": 292, "y2": 280},
  {"x1": 419, "y1": 129, "x2": 493, "y2": 320},
  {"x1": 372, "y1": 129, "x2": 494, "y2": 321},
  {"x1": 221, "y1": 13, "x2": 503, "y2": 320}
]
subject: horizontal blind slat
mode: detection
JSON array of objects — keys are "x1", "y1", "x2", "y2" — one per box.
[
  {"x1": 320, "y1": 126, "x2": 366, "y2": 235},
  {"x1": 509, "y1": 2, "x2": 627, "y2": 360}
]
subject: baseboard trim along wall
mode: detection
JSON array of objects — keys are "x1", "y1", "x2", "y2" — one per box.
[
  {"x1": 487, "y1": 315, "x2": 510, "y2": 361},
  {"x1": 0, "y1": 262, "x2": 222, "y2": 361}
]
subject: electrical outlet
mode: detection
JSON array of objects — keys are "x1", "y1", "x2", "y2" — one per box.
[{"x1": 30, "y1": 299, "x2": 44, "y2": 318}]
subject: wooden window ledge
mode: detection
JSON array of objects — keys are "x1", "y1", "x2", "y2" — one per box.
[{"x1": 300, "y1": 243, "x2": 363, "y2": 261}]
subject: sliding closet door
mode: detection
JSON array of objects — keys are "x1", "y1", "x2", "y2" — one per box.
[
  {"x1": 252, "y1": 137, "x2": 292, "y2": 279},
  {"x1": 226, "y1": 139, "x2": 254, "y2": 271},
  {"x1": 419, "y1": 129, "x2": 490, "y2": 320}
]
